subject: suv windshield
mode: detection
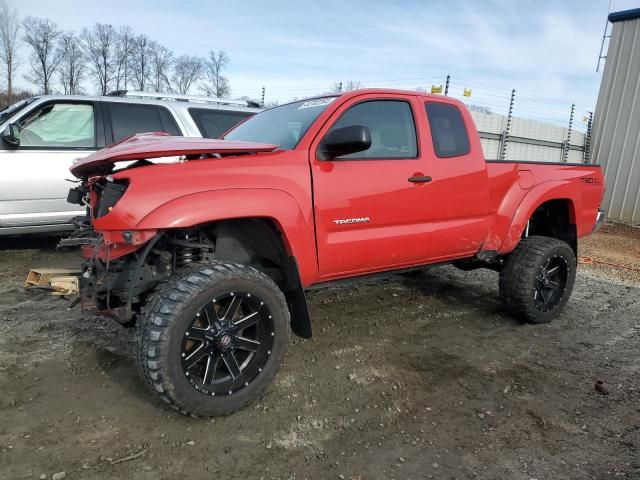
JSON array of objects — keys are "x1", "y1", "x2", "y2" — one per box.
[
  {"x1": 0, "y1": 97, "x2": 38, "y2": 124},
  {"x1": 224, "y1": 97, "x2": 336, "y2": 149}
]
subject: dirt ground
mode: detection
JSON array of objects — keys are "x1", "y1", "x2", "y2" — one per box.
[{"x1": 1, "y1": 224, "x2": 639, "y2": 480}]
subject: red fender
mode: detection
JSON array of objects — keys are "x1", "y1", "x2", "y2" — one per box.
[
  {"x1": 136, "y1": 188, "x2": 318, "y2": 285},
  {"x1": 484, "y1": 180, "x2": 580, "y2": 254}
]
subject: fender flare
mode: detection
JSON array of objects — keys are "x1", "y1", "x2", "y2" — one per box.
[
  {"x1": 488, "y1": 180, "x2": 580, "y2": 254},
  {"x1": 135, "y1": 188, "x2": 318, "y2": 283}
]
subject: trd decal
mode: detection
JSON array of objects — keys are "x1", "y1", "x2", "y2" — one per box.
[{"x1": 580, "y1": 177, "x2": 602, "y2": 185}]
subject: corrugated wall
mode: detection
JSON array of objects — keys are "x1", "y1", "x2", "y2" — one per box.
[{"x1": 592, "y1": 17, "x2": 640, "y2": 224}]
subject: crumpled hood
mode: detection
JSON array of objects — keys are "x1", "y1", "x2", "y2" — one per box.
[{"x1": 70, "y1": 132, "x2": 278, "y2": 177}]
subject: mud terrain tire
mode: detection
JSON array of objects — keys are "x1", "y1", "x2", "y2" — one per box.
[
  {"x1": 499, "y1": 236, "x2": 576, "y2": 324},
  {"x1": 135, "y1": 262, "x2": 289, "y2": 416}
]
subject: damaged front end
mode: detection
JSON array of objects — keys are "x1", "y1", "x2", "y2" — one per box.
[
  {"x1": 61, "y1": 133, "x2": 273, "y2": 324},
  {"x1": 75, "y1": 228, "x2": 214, "y2": 324},
  {"x1": 62, "y1": 168, "x2": 211, "y2": 325}
]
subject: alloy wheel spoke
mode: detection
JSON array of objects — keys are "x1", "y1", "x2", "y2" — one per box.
[
  {"x1": 203, "y1": 303, "x2": 223, "y2": 331},
  {"x1": 202, "y1": 356, "x2": 219, "y2": 385},
  {"x1": 235, "y1": 336, "x2": 261, "y2": 352},
  {"x1": 185, "y1": 344, "x2": 208, "y2": 369},
  {"x1": 185, "y1": 328, "x2": 208, "y2": 342},
  {"x1": 223, "y1": 352, "x2": 242, "y2": 379},
  {"x1": 538, "y1": 287, "x2": 549, "y2": 304},
  {"x1": 233, "y1": 311, "x2": 261, "y2": 330},
  {"x1": 546, "y1": 265, "x2": 560, "y2": 275},
  {"x1": 222, "y1": 295, "x2": 243, "y2": 323}
]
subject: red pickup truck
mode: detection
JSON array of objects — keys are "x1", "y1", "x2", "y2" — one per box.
[{"x1": 67, "y1": 89, "x2": 605, "y2": 416}]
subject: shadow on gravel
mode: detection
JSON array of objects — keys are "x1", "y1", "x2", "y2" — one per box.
[
  {"x1": 393, "y1": 267, "x2": 512, "y2": 321},
  {"x1": 0, "y1": 234, "x2": 62, "y2": 251}
]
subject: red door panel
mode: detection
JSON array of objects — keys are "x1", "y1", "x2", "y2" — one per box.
[{"x1": 309, "y1": 93, "x2": 492, "y2": 281}]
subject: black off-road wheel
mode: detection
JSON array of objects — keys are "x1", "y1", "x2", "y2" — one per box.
[
  {"x1": 135, "y1": 262, "x2": 290, "y2": 416},
  {"x1": 499, "y1": 236, "x2": 576, "y2": 324}
]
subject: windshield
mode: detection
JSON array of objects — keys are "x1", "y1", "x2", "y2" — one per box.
[
  {"x1": 224, "y1": 97, "x2": 337, "y2": 149},
  {"x1": 0, "y1": 97, "x2": 38, "y2": 124}
]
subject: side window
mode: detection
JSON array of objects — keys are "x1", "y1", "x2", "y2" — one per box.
[
  {"x1": 17, "y1": 103, "x2": 95, "y2": 148},
  {"x1": 425, "y1": 102, "x2": 470, "y2": 158},
  {"x1": 189, "y1": 108, "x2": 253, "y2": 138},
  {"x1": 108, "y1": 103, "x2": 181, "y2": 143},
  {"x1": 328, "y1": 100, "x2": 417, "y2": 159}
]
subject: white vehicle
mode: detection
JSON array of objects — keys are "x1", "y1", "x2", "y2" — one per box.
[{"x1": 0, "y1": 91, "x2": 260, "y2": 235}]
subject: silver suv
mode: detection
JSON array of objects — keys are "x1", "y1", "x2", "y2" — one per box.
[{"x1": 0, "y1": 91, "x2": 260, "y2": 235}]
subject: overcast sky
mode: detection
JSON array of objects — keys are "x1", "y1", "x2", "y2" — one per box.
[{"x1": 10, "y1": 0, "x2": 639, "y2": 125}]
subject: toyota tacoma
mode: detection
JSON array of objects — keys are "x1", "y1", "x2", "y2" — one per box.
[{"x1": 64, "y1": 89, "x2": 605, "y2": 416}]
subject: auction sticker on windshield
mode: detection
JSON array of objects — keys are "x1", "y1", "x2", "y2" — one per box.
[{"x1": 298, "y1": 98, "x2": 336, "y2": 109}]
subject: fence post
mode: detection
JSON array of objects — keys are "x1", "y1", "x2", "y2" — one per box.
[
  {"x1": 583, "y1": 111, "x2": 594, "y2": 163},
  {"x1": 500, "y1": 89, "x2": 516, "y2": 160},
  {"x1": 444, "y1": 74, "x2": 450, "y2": 96},
  {"x1": 563, "y1": 103, "x2": 575, "y2": 163},
  {"x1": 261, "y1": 87, "x2": 265, "y2": 107}
]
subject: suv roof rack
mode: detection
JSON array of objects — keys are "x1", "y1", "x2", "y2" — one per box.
[{"x1": 105, "y1": 90, "x2": 259, "y2": 108}]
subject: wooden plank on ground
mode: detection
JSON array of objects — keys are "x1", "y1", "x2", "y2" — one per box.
[
  {"x1": 24, "y1": 268, "x2": 81, "y2": 288},
  {"x1": 49, "y1": 276, "x2": 80, "y2": 295}
]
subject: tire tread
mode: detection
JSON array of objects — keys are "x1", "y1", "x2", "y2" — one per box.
[
  {"x1": 134, "y1": 262, "x2": 289, "y2": 416},
  {"x1": 499, "y1": 236, "x2": 576, "y2": 324}
]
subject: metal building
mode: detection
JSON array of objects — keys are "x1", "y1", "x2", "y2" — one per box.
[{"x1": 592, "y1": 8, "x2": 640, "y2": 224}]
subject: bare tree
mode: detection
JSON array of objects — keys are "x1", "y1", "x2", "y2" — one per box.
[
  {"x1": 149, "y1": 41, "x2": 172, "y2": 92},
  {"x1": 0, "y1": 88, "x2": 32, "y2": 108},
  {"x1": 22, "y1": 17, "x2": 62, "y2": 94},
  {"x1": 130, "y1": 33, "x2": 151, "y2": 91},
  {"x1": 329, "y1": 80, "x2": 362, "y2": 93},
  {"x1": 343, "y1": 80, "x2": 361, "y2": 91},
  {"x1": 82, "y1": 23, "x2": 116, "y2": 95},
  {"x1": 114, "y1": 25, "x2": 133, "y2": 90},
  {"x1": 58, "y1": 32, "x2": 85, "y2": 94},
  {"x1": 200, "y1": 50, "x2": 230, "y2": 98},
  {"x1": 331, "y1": 80, "x2": 361, "y2": 92},
  {"x1": 170, "y1": 54, "x2": 202, "y2": 94},
  {"x1": 0, "y1": 0, "x2": 19, "y2": 103}
]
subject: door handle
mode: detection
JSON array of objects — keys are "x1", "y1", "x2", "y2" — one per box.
[{"x1": 408, "y1": 175, "x2": 432, "y2": 183}]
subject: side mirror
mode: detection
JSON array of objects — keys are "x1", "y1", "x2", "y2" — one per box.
[
  {"x1": 319, "y1": 124, "x2": 371, "y2": 160},
  {"x1": 1, "y1": 123, "x2": 20, "y2": 147}
]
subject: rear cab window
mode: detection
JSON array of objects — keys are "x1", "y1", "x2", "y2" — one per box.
[
  {"x1": 107, "y1": 103, "x2": 181, "y2": 143},
  {"x1": 189, "y1": 108, "x2": 253, "y2": 138},
  {"x1": 425, "y1": 102, "x2": 470, "y2": 158}
]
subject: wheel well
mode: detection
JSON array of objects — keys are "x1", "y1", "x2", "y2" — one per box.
[
  {"x1": 206, "y1": 218, "x2": 290, "y2": 284},
  {"x1": 527, "y1": 199, "x2": 577, "y2": 255},
  {"x1": 196, "y1": 218, "x2": 312, "y2": 338}
]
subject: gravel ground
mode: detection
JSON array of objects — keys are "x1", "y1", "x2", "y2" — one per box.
[{"x1": 0, "y1": 224, "x2": 639, "y2": 480}]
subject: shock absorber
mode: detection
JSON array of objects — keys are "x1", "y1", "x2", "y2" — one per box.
[{"x1": 174, "y1": 229, "x2": 197, "y2": 268}]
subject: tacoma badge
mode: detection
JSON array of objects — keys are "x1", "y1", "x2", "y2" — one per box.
[{"x1": 333, "y1": 217, "x2": 370, "y2": 225}]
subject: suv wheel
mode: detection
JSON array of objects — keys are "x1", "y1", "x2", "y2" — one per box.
[
  {"x1": 499, "y1": 236, "x2": 576, "y2": 324},
  {"x1": 135, "y1": 262, "x2": 289, "y2": 416}
]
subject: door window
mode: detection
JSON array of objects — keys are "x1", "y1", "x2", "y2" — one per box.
[
  {"x1": 425, "y1": 102, "x2": 470, "y2": 158},
  {"x1": 189, "y1": 108, "x2": 253, "y2": 138},
  {"x1": 326, "y1": 100, "x2": 418, "y2": 159},
  {"x1": 108, "y1": 103, "x2": 181, "y2": 143},
  {"x1": 17, "y1": 103, "x2": 95, "y2": 148}
]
